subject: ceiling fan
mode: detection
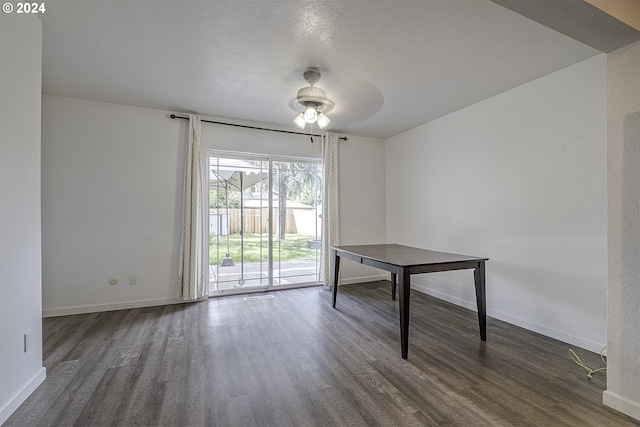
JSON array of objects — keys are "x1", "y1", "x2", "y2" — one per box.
[{"x1": 293, "y1": 67, "x2": 334, "y2": 130}]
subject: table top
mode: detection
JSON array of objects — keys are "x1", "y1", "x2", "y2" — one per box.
[{"x1": 333, "y1": 244, "x2": 488, "y2": 267}]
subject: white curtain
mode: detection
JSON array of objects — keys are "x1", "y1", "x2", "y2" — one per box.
[
  {"x1": 178, "y1": 114, "x2": 208, "y2": 301},
  {"x1": 320, "y1": 133, "x2": 340, "y2": 287}
]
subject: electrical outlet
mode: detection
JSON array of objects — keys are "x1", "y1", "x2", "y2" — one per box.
[
  {"x1": 24, "y1": 331, "x2": 31, "y2": 353},
  {"x1": 129, "y1": 275, "x2": 137, "y2": 286}
]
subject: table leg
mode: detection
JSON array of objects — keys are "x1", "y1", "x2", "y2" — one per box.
[
  {"x1": 332, "y1": 252, "x2": 340, "y2": 308},
  {"x1": 391, "y1": 272, "x2": 397, "y2": 300},
  {"x1": 474, "y1": 261, "x2": 487, "y2": 341},
  {"x1": 398, "y1": 268, "x2": 410, "y2": 359}
]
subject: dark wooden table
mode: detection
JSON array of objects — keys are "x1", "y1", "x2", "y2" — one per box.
[{"x1": 332, "y1": 244, "x2": 488, "y2": 359}]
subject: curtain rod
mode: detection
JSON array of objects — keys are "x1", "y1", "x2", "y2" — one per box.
[{"x1": 170, "y1": 114, "x2": 347, "y2": 141}]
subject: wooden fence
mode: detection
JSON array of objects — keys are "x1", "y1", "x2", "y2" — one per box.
[{"x1": 213, "y1": 208, "x2": 312, "y2": 235}]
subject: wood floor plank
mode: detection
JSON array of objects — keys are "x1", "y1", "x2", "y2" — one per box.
[{"x1": 4, "y1": 282, "x2": 639, "y2": 426}]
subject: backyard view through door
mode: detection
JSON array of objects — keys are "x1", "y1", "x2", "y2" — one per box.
[{"x1": 209, "y1": 154, "x2": 322, "y2": 294}]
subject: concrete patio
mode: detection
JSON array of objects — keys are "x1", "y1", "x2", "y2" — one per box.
[{"x1": 209, "y1": 259, "x2": 320, "y2": 291}]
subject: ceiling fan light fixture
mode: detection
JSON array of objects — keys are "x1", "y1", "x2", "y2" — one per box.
[
  {"x1": 294, "y1": 67, "x2": 334, "y2": 131},
  {"x1": 294, "y1": 113, "x2": 307, "y2": 129},
  {"x1": 316, "y1": 112, "x2": 330, "y2": 129}
]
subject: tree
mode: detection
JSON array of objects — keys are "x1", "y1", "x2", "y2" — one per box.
[
  {"x1": 210, "y1": 185, "x2": 240, "y2": 208},
  {"x1": 273, "y1": 161, "x2": 321, "y2": 239},
  {"x1": 224, "y1": 160, "x2": 322, "y2": 240}
]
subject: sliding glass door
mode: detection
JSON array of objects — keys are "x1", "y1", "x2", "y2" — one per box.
[
  {"x1": 272, "y1": 160, "x2": 322, "y2": 286},
  {"x1": 209, "y1": 155, "x2": 268, "y2": 291},
  {"x1": 208, "y1": 152, "x2": 322, "y2": 295}
]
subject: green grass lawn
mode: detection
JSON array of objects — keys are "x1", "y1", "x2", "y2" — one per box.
[{"x1": 210, "y1": 233, "x2": 320, "y2": 265}]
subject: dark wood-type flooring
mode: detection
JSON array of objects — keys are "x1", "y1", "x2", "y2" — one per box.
[{"x1": 5, "y1": 281, "x2": 639, "y2": 426}]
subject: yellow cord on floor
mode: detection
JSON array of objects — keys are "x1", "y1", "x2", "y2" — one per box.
[{"x1": 569, "y1": 346, "x2": 607, "y2": 379}]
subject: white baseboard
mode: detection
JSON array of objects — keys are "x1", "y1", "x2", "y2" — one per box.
[
  {"x1": 411, "y1": 282, "x2": 477, "y2": 311},
  {"x1": 43, "y1": 297, "x2": 183, "y2": 317},
  {"x1": 43, "y1": 277, "x2": 387, "y2": 317},
  {"x1": 339, "y1": 274, "x2": 388, "y2": 286},
  {"x1": 411, "y1": 283, "x2": 606, "y2": 353},
  {"x1": 0, "y1": 367, "x2": 46, "y2": 426},
  {"x1": 603, "y1": 390, "x2": 640, "y2": 422}
]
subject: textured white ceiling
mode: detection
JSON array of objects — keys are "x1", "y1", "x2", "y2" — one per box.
[{"x1": 39, "y1": 0, "x2": 600, "y2": 139}]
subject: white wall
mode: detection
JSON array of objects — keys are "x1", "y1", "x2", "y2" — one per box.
[
  {"x1": 604, "y1": 41, "x2": 640, "y2": 421},
  {"x1": 41, "y1": 96, "x2": 386, "y2": 315},
  {"x1": 42, "y1": 96, "x2": 186, "y2": 316},
  {"x1": 0, "y1": 14, "x2": 46, "y2": 425},
  {"x1": 385, "y1": 55, "x2": 607, "y2": 352},
  {"x1": 335, "y1": 135, "x2": 387, "y2": 283}
]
